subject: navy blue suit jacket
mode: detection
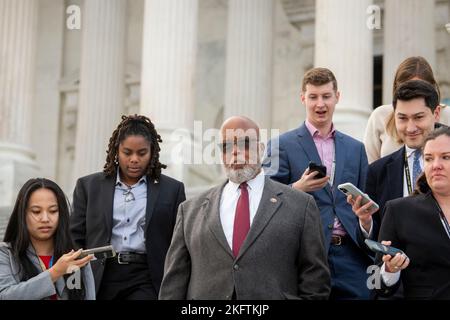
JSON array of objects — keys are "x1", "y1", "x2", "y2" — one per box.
[
  {"x1": 366, "y1": 146, "x2": 405, "y2": 225},
  {"x1": 264, "y1": 123, "x2": 369, "y2": 249},
  {"x1": 263, "y1": 123, "x2": 372, "y2": 299}
]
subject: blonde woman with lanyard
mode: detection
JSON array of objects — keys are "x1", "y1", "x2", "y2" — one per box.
[{"x1": 0, "y1": 178, "x2": 95, "y2": 300}]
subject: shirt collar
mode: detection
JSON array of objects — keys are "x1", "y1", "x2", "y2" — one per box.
[
  {"x1": 305, "y1": 120, "x2": 335, "y2": 139},
  {"x1": 227, "y1": 169, "x2": 265, "y2": 193},
  {"x1": 405, "y1": 145, "x2": 420, "y2": 159},
  {"x1": 115, "y1": 168, "x2": 147, "y2": 187}
]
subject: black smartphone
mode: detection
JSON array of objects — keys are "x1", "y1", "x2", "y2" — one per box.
[
  {"x1": 79, "y1": 245, "x2": 116, "y2": 259},
  {"x1": 308, "y1": 161, "x2": 327, "y2": 179},
  {"x1": 364, "y1": 239, "x2": 404, "y2": 257}
]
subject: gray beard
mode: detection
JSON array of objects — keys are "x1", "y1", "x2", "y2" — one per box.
[{"x1": 225, "y1": 164, "x2": 261, "y2": 184}]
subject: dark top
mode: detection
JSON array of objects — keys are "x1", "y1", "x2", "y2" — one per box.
[{"x1": 377, "y1": 192, "x2": 450, "y2": 299}]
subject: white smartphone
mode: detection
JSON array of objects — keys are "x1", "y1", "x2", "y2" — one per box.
[{"x1": 337, "y1": 182, "x2": 379, "y2": 212}]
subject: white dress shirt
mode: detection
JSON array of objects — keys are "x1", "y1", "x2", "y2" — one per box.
[
  {"x1": 219, "y1": 170, "x2": 265, "y2": 250},
  {"x1": 380, "y1": 262, "x2": 401, "y2": 287},
  {"x1": 403, "y1": 146, "x2": 423, "y2": 197}
]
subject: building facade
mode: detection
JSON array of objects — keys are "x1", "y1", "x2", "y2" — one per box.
[{"x1": 0, "y1": 0, "x2": 449, "y2": 236}]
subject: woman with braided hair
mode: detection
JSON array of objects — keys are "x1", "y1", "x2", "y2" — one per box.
[{"x1": 70, "y1": 114, "x2": 186, "y2": 300}]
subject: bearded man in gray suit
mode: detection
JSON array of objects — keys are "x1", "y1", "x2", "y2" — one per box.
[{"x1": 159, "y1": 116, "x2": 330, "y2": 300}]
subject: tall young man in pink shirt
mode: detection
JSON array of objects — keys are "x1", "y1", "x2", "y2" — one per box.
[{"x1": 264, "y1": 68, "x2": 373, "y2": 299}]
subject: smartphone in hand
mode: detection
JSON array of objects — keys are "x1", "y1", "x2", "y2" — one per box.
[
  {"x1": 79, "y1": 245, "x2": 116, "y2": 259},
  {"x1": 364, "y1": 239, "x2": 405, "y2": 257},
  {"x1": 338, "y1": 182, "x2": 379, "y2": 212},
  {"x1": 308, "y1": 161, "x2": 327, "y2": 179}
]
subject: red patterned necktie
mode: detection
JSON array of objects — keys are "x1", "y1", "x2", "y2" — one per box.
[{"x1": 232, "y1": 182, "x2": 250, "y2": 257}]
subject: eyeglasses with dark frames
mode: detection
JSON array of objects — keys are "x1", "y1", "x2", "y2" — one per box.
[{"x1": 218, "y1": 136, "x2": 258, "y2": 154}]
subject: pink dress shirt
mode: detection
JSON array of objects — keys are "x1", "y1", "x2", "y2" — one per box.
[{"x1": 305, "y1": 120, "x2": 346, "y2": 237}]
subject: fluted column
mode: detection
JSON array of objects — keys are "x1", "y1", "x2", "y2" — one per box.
[
  {"x1": 0, "y1": 0, "x2": 39, "y2": 206},
  {"x1": 140, "y1": 0, "x2": 198, "y2": 181},
  {"x1": 383, "y1": 0, "x2": 435, "y2": 104},
  {"x1": 73, "y1": 0, "x2": 127, "y2": 179},
  {"x1": 224, "y1": 0, "x2": 274, "y2": 129},
  {"x1": 315, "y1": 0, "x2": 373, "y2": 141},
  {"x1": 140, "y1": 0, "x2": 198, "y2": 130}
]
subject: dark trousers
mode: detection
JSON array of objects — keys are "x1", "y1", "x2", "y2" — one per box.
[
  {"x1": 328, "y1": 238, "x2": 371, "y2": 300},
  {"x1": 97, "y1": 259, "x2": 157, "y2": 300}
]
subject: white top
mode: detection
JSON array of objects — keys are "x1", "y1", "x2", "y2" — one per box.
[
  {"x1": 364, "y1": 105, "x2": 400, "y2": 164},
  {"x1": 381, "y1": 262, "x2": 401, "y2": 287},
  {"x1": 219, "y1": 170, "x2": 265, "y2": 250}
]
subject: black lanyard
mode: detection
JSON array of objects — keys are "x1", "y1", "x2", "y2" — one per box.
[
  {"x1": 431, "y1": 195, "x2": 450, "y2": 240},
  {"x1": 404, "y1": 152, "x2": 414, "y2": 195}
]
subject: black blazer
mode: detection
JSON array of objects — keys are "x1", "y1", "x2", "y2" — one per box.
[
  {"x1": 69, "y1": 172, "x2": 186, "y2": 294},
  {"x1": 366, "y1": 146, "x2": 405, "y2": 226},
  {"x1": 376, "y1": 193, "x2": 450, "y2": 299}
]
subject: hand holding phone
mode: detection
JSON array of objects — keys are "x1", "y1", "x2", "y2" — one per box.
[
  {"x1": 338, "y1": 182, "x2": 379, "y2": 212},
  {"x1": 78, "y1": 245, "x2": 116, "y2": 259},
  {"x1": 308, "y1": 161, "x2": 327, "y2": 179}
]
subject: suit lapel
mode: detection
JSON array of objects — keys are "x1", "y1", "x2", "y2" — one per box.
[
  {"x1": 101, "y1": 175, "x2": 116, "y2": 238},
  {"x1": 236, "y1": 177, "x2": 282, "y2": 260},
  {"x1": 386, "y1": 147, "x2": 405, "y2": 198},
  {"x1": 296, "y1": 124, "x2": 322, "y2": 165},
  {"x1": 332, "y1": 132, "x2": 345, "y2": 191},
  {"x1": 204, "y1": 181, "x2": 234, "y2": 258},
  {"x1": 145, "y1": 176, "x2": 160, "y2": 231}
]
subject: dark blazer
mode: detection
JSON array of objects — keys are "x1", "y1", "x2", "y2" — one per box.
[
  {"x1": 366, "y1": 146, "x2": 405, "y2": 224},
  {"x1": 159, "y1": 177, "x2": 331, "y2": 300},
  {"x1": 367, "y1": 122, "x2": 448, "y2": 225},
  {"x1": 70, "y1": 172, "x2": 186, "y2": 294},
  {"x1": 263, "y1": 123, "x2": 372, "y2": 299},
  {"x1": 377, "y1": 192, "x2": 450, "y2": 299},
  {"x1": 264, "y1": 123, "x2": 369, "y2": 249}
]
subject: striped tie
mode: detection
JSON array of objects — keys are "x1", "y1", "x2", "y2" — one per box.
[{"x1": 412, "y1": 149, "x2": 422, "y2": 185}]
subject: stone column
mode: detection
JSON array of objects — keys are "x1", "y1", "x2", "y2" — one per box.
[
  {"x1": 315, "y1": 0, "x2": 373, "y2": 141},
  {"x1": 73, "y1": 0, "x2": 127, "y2": 180},
  {"x1": 224, "y1": 0, "x2": 274, "y2": 130},
  {"x1": 32, "y1": 0, "x2": 65, "y2": 182},
  {"x1": 383, "y1": 0, "x2": 435, "y2": 104},
  {"x1": 0, "y1": 0, "x2": 39, "y2": 206},
  {"x1": 140, "y1": 0, "x2": 198, "y2": 180}
]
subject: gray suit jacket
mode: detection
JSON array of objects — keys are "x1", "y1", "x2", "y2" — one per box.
[
  {"x1": 159, "y1": 177, "x2": 331, "y2": 300},
  {"x1": 0, "y1": 243, "x2": 95, "y2": 300}
]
